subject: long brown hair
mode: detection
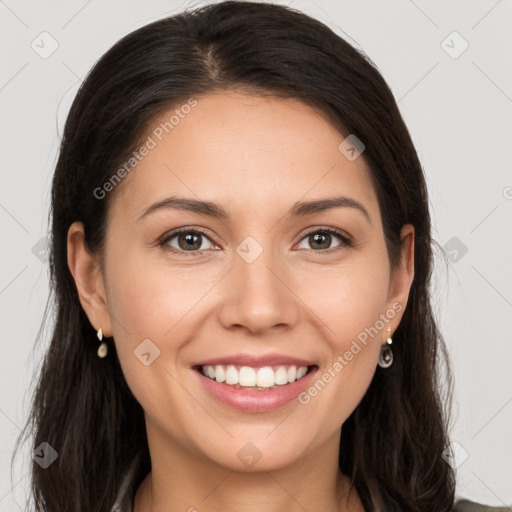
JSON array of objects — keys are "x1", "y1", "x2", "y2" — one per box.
[{"x1": 13, "y1": 2, "x2": 455, "y2": 510}]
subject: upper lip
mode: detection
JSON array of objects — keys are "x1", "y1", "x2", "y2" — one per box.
[{"x1": 193, "y1": 353, "x2": 316, "y2": 368}]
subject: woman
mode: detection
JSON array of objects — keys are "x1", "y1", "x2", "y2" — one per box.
[{"x1": 13, "y1": 1, "x2": 511, "y2": 511}]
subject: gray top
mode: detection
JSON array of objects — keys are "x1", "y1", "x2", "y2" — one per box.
[{"x1": 110, "y1": 455, "x2": 512, "y2": 512}]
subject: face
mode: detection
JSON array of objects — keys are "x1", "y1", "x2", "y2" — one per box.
[{"x1": 69, "y1": 91, "x2": 414, "y2": 473}]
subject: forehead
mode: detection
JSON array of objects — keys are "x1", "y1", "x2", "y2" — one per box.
[{"x1": 109, "y1": 91, "x2": 379, "y2": 223}]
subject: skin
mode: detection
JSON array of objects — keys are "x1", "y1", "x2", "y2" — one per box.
[{"x1": 67, "y1": 91, "x2": 414, "y2": 512}]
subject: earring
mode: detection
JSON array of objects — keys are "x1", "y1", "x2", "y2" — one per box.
[
  {"x1": 97, "y1": 327, "x2": 108, "y2": 358},
  {"x1": 378, "y1": 330, "x2": 393, "y2": 368}
]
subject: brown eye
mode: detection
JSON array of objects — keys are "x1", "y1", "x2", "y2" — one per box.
[
  {"x1": 175, "y1": 232, "x2": 203, "y2": 251},
  {"x1": 296, "y1": 228, "x2": 352, "y2": 252},
  {"x1": 160, "y1": 228, "x2": 216, "y2": 256},
  {"x1": 308, "y1": 232, "x2": 332, "y2": 250}
]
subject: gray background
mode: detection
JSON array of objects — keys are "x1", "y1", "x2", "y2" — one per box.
[{"x1": 1, "y1": 0, "x2": 511, "y2": 509}]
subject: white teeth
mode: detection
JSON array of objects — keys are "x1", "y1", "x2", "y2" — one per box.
[
  {"x1": 200, "y1": 364, "x2": 310, "y2": 388},
  {"x1": 215, "y1": 365, "x2": 226, "y2": 383},
  {"x1": 225, "y1": 365, "x2": 239, "y2": 385},
  {"x1": 274, "y1": 366, "x2": 288, "y2": 385},
  {"x1": 239, "y1": 367, "x2": 256, "y2": 386},
  {"x1": 297, "y1": 366, "x2": 308, "y2": 379},
  {"x1": 256, "y1": 367, "x2": 275, "y2": 388}
]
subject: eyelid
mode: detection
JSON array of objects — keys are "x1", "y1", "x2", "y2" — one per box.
[
  {"x1": 157, "y1": 226, "x2": 217, "y2": 252},
  {"x1": 299, "y1": 225, "x2": 352, "y2": 242},
  {"x1": 158, "y1": 225, "x2": 353, "y2": 256},
  {"x1": 295, "y1": 226, "x2": 353, "y2": 251}
]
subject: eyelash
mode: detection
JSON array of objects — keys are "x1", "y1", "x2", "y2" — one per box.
[{"x1": 158, "y1": 226, "x2": 353, "y2": 258}]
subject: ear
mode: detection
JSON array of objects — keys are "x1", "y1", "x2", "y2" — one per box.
[
  {"x1": 67, "y1": 221, "x2": 113, "y2": 337},
  {"x1": 384, "y1": 223, "x2": 415, "y2": 336}
]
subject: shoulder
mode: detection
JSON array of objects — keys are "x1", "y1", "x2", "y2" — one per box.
[{"x1": 453, "y1": 499, "x2": 512, "y2": 511}]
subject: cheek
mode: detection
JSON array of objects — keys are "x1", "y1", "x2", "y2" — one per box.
[
  {"x1": 103, "y1": 248, "x2": 222, "y2": 404},
  {"x1": 101, "y1": 247, "x2": 178, "y2": 385},
  {"x1": 299, "y1": 247, "x2": 391, "y2": 348},
  {"x1": 105, "y1": 247, "x2": 209, "y2": 342},
  {"x1": 295, "y1": 249, "x2": 390, "y2": 417},
  {"x1": 103, "y1": 252, "x2": 196, "y2": 431}
]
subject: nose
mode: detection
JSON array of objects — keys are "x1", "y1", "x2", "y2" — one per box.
[{"x1": 217, "y1": 242, "x2": 300, "y2": 335}]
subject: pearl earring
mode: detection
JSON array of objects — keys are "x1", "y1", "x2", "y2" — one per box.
[
  {"x1": 97, "y1": 327, "x2": 108, "y2": 358},
  {"x1": 378, "y1": 329, "x2": 393, "y2": 368}
]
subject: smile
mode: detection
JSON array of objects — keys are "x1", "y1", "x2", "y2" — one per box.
[
  {"x1": 198, "y1": 364, "x2": 311, "y2": 389},
  {"x1": 193, "y1": 364, "x2": 318, "y2": 412}
]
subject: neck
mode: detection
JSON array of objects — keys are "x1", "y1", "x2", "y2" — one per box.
[{"x1": 133, "y1": 424, "x2": 363, "y2": 512}]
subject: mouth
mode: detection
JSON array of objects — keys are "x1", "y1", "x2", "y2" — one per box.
[
  {"x1": 191, "y1": 353, "x2": 319, "y2": 412},
  {"x1": 194, "y1": 363, "x2": 317, "y2": 390}
]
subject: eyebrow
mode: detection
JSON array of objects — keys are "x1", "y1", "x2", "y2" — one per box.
[{"x1": 137, "y1": 195, "x2": 372, "y2": 225}]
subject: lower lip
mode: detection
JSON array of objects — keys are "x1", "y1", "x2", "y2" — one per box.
[{"x1": 194, "y1": 366, "x2": 318, "y2": 413}]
